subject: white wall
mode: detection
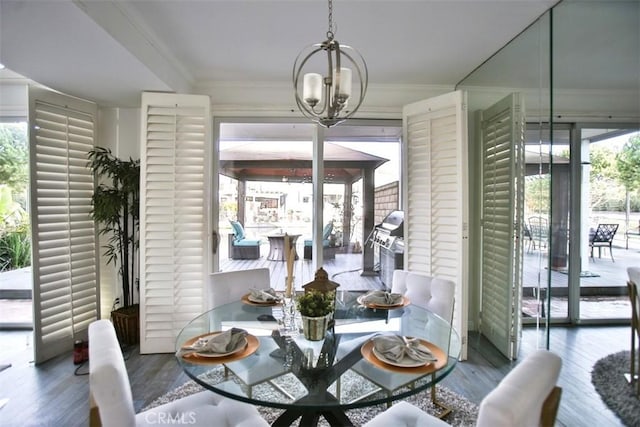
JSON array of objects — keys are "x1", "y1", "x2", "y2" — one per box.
[
  {"x1": 0, "y1": 81, "x2": 27, "y2": 117},
  {"x1": 97, "y1": 107, "x2": 141, "y2": 318}
]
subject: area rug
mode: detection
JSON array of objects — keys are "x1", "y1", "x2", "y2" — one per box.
[
  {"x1": 591, "y1": 350, "x2": 640, "y2": 426},
  {"x1": 144, "y1": 369, "x2": 478, "y2": 426}
]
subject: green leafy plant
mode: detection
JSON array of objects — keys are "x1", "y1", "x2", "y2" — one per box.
[
  {"x1": 296, "y1": 290, "x2": 335, "y2": 317},
  {"x1": 0, "y1": 223, "x2": 30, "y2": 271},
  {"x1": 88, "y1": 147, "x2": 140, "y2": 309}
]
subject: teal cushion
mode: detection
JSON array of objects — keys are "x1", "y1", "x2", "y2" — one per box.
[
  {"x1": 233, "y1": 239, "x2": 261, "y2": 247},
  {"x1": 305, "y1": 223, "x2": 333, "y2": 247},
  {"x1": 229, "y1": 220, "x2": 245, "y2": 241},
  {"x1": 322, "y1": 222, "x2": 333, "y2": 240}
]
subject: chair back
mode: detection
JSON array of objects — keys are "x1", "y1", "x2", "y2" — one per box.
[
  {"x1": 391, "y1": 269, "x2": 455, "y2": 322},
  {"x1": 591, "y1": 223, "x2": 618, "y2": 243},
  {"x1": 229, "y1": 220, "x2": 246, "y2": 241},
  {"x1": 89, "y1": 319, "x2": 136, "y2": 427},
  {"x1": 477, "y1": 349, "x2": 562, "y2": 427},
  {"x1": 528, "y1": 216, "x2": 549, "y2": 245},
  {"x1": 628, "y1": 268, "x2": 640, "y2": 337},
  {"x1": 207, "y1": 268, "x2": 271, "y2": 309}
]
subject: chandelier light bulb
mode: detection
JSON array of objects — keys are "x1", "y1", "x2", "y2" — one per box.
[
  {"x1": 333, "y1": 67, "x2": 352, "y2": 99},
  {"x1": 303, "y1": 73, "x2": 323, "y2": 106}
]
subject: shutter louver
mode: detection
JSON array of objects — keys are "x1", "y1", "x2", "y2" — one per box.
[
  {"x1": 140, "y1": 94, "x2": 210, "y2": 353},
  {"x1": 29, "y1": 89, "x2": 98, "y2": 364},
  {"x1": 480, "y1": 93, "x2": 524, "y2": 360},
  {"x1": 403, "y1": 91, "x2": 468, "y2": 359}
]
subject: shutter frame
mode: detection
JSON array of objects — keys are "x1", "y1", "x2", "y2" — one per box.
[
  {"x1": 140, "y1": 93, "x2": 211, "y2": 353},
  {"x1": 479, "y1": 93, "x2": 525, "y2": 360},
  {"x1": 402, "y1": 91, "x2": 469, "y2": 359},
  {"x1": 29, "y1": 87, "x2": 99, "y2": 364}
]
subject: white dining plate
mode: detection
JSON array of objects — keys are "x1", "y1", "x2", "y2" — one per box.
[
  {"x1": 371, "y1": 345, "x2": 431, "y2": 368},
  {"x1": 193, "y1": 335, "x2": 248, "y2": 358},
  {"x1": 248, "y1": 294, "x2": 278, "y2": 304},
  {"x1": 357, "y1": 295, "x2": 404, "y2": 308}
]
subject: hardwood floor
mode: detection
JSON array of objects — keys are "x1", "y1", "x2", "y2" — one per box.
[{"x1": 0, "y1": 325, "x2": 629, "y2": 426}]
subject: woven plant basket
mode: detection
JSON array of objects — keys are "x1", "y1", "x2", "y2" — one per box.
[{"x1": 111, "y1": 304, "x2": 140, "y2": 345}]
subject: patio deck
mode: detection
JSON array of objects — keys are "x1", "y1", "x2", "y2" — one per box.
[{"x1": 1, "y1": 234, "x2": 637, "y2": 326}]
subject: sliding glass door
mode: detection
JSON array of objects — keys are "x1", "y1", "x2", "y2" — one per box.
[{"x1": 213, "y1": 118, "x2": 401, "y2": 291}]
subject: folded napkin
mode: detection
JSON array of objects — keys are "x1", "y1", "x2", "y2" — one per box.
[
  {"x1": 372, "y1": 335, "x2": 437, "y2": 363},
  {"x1": 182, "y1": 328, "x2": 247, "y2": 355},
  {"x1": 361, "y1": 290, "x2": 403, "y2": 306},
  {"x1": 249, "y1": 288, "x2": 280, "y2": 302}
]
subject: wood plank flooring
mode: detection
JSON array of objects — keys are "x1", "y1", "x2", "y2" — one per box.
[{"x1": 0, "y1": 326, "x2": 629, "y2": 427}]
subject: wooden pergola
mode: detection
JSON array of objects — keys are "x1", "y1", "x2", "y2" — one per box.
[{"x1": 219, "y1": 141, "x2": 388, "y2": 273}]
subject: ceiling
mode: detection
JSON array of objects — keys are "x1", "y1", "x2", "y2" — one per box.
[{"x1": 0, "y1": 0, "x2": 558, "y2": 109}]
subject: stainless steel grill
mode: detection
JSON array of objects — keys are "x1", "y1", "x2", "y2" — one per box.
[
  {"x1": 370, "y1": 210, "x2": 404, "y2": 251},
  {"x1": 369, "y1": 211, "x2": 404, "y2": 288}
]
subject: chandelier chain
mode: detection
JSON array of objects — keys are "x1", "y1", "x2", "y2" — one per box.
[{"x1": 327, "y1": 0, "x2": 334, "y2": 40}]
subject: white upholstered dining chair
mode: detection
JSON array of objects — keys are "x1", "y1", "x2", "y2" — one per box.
[
  {"x1": 340, "y1": 270, "x2": 456, "y2": 414},
  {"x1": 207, "y1": 267, "x2": 271, "y2": 309},
  {"x1": 88, "y1": 319, "x2": 268, "y2": 427},
  {"x1": 207, "y1": 268, "x2": 293, "y2": 399},
  {"x1": 363, "y1": 349, "x2": 563, "y2": 427}
]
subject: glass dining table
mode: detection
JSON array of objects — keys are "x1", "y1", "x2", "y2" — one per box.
[{"x1": 175, "y1": 291, "x2": 461, "y2": 427}]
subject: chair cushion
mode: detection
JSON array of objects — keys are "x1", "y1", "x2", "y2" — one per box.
[
  {"x1": 393, "y1": 270, "x2": 455, "y2": 322},
  {"x1": 136, "y1": 389, "x2": 269, "y2": 427},
  {"x1": 136, "y1": 392, "x2": 269, "y2": 427},
  {"x1": 363, "y1": 401, "x2": 449, "y2": 427},
  {"x1": 322, "y1": 222, "x2": 333, "y2": 240},
  {"x1": 305, "y1": 222, "x2": 333, "y2": 247},
  {"x1": 233, "y1": 238, "x2": 261, "y2": 246},
  {"x1": 229, "y1": 220, "x2": 245, "y2": 241},
  {"x1": 476, "y1": 349, "x2": 562, "y2": 427}
]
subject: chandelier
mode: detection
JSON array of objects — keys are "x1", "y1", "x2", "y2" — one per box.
[{"x1": 292, "y1": 0, "x2": 368, "y2": 128}]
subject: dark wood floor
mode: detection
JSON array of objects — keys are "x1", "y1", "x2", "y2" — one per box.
[{"x1": 0, "y1": 325, "x2": 629, "y2": 427}]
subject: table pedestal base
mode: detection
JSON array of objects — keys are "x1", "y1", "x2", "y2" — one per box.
[{"x1": 272, "y1": 407, "x2": 354, "y2": 427}]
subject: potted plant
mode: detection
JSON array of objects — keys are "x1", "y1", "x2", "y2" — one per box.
[
  {"x1": 88, "y1": 147, "x2": 140, "y2": 345},
  {"x1": 296, "y1": 290, "x2": 335, "y2": 341}
]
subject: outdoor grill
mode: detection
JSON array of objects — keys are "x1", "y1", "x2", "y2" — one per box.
[{"x1": 369, "y1": 210, "x2": 404, "y2": 288}]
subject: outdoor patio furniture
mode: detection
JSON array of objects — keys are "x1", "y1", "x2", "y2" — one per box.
[
  {"x1": 524, "y1": 224, "x2": 535, "y2": 252},
  {"x1": 589, "y1": 223, "x2": 619, "y2": 262},
  {"x1": 528, "y1": 216, "x2": 549, "y2": 251},
  {"x1": 228, "y1": 220, "x2": 261, "y2": 260},
  {"x1": 303, "y1": 222, "x2": 336, "y2": 260}
]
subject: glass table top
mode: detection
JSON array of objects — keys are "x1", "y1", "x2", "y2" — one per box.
[{"x1": 175, "y1": 291, "x2": 461, "y2": 413}]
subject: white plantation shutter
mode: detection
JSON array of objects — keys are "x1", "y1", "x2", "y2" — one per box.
[
  {"x1": 402, "y1": 91, "x2": 468, "y2": 359},
  {"x1": 28, "y1": 87, "x2": 98, "y2": 364},
  {"x1": 140, "y1": 93, "x2": 210, "y2": 353},
  {"x1": 479, "y1": 93, "x2": 524, "y2": 360}
]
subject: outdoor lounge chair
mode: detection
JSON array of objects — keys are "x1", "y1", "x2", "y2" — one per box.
[
  {"x1": 528, "y1": 216, "x2": 549, "y2": 251},
  {"x1": 228, "y1": 220, "x2": 261, "y2": 259},
  {"x1": 303, "y1": 221, "x2": 336, "y2": 260},
  {"x1": 589, "y1": 223, "x2": 619, "y2": 262}
]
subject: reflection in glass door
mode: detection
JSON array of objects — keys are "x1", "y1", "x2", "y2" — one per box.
[
  {"x1": 216, "y1": 121, "x2": 315, "y2": 278},
  {"x1": 214, "y1": 120, "x2": 401, "y2": 292},
  {"x1": 577, "y1": 127, "x2": 640, "y2": 320},
  {"x1": 522, "y1": 125, "x2": 570, "y2": 323}
]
